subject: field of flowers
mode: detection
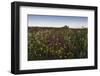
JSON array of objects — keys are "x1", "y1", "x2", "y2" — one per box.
[{"x1": 28, "y1": 26, "x2": 88, "y2": 61}]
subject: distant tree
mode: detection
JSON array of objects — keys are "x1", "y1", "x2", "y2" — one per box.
[
  {"x1": 63, "y1": 25, "x2": 69, "y2": 29},
  {"x1": 82, "y1": 26, "x2": 87, "y2": 29},
  {"x1": 82, "y1": 26, "x2": 84, "y2": 28}
]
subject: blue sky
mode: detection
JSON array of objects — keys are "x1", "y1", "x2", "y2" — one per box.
[{"x1": 28, "y1": 15, "x2": 88, "y2": 28}]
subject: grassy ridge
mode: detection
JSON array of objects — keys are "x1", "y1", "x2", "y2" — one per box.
[{"x1": 28, "y1": 27, "x2": 88, "y2": 61}]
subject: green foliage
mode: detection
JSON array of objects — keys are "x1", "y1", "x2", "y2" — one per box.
[{"x1": 28, "y1": 27, "x2": 88, "y2": 61}]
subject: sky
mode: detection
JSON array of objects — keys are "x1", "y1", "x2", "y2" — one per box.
[{"x1": 28, "y1": 15, "x2": 88, "y2": 28}]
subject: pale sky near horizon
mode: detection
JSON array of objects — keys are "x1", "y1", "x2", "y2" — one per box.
[{"x1": 28, "y1": 15, "x2": 88, "y2": 28}]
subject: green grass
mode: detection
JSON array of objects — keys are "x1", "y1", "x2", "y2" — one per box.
[{"x1": 28, "y1": 26, "x2": 88, "y2": 61}]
